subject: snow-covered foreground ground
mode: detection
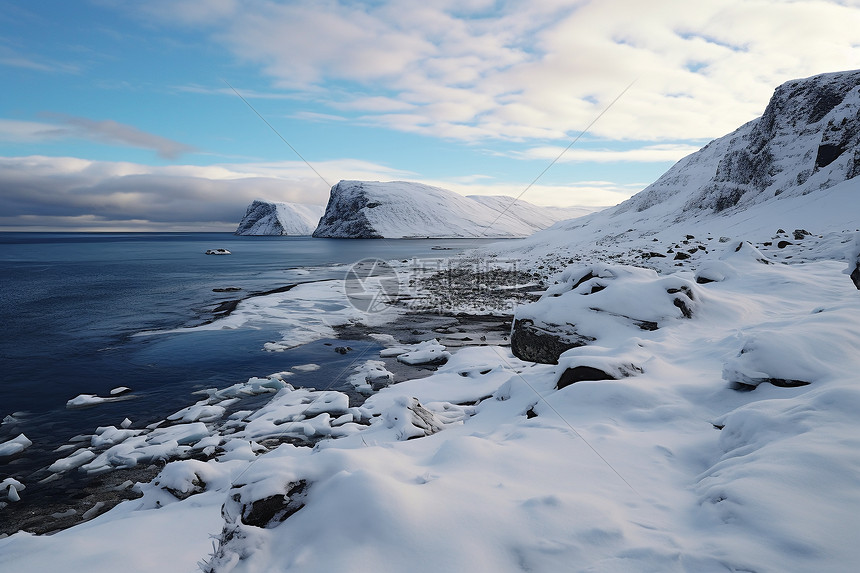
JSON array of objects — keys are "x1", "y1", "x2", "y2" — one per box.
[{"x1": 3, "y1": 235, "x2": 859, "y2": 573}]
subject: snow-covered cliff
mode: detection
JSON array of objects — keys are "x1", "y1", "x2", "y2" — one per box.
[
  {"x1": 235, "y1": 200, "x2": 325, "y2": 236},
  {"x1": 619, "y1": 69, "x2": 860, "y2": 216},
  {"x1": 495, "y1": 69, "x2": 860, "y2": 265},
  {"x1": 312, "y1": 180, "x2": 583, "y2": 238}
]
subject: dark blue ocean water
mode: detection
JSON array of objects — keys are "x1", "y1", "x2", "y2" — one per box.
[{"x1": 0, "y1": 232, "x2": 503, "y2": 484}]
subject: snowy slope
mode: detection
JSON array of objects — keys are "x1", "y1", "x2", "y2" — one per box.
[
  {"x1": 491, "y1": 69, "x2": 860, "y2": 268},
  {"x1": 235, "y1": 199, "x2": 325, "y2": 236},
  {"x1": 312, "y1": 180, "x2": 585, "y2": 238},
  {"x1": 467, "y1": 194, "x2": 603, "y2": 229},
  {"x1": 4, "y1": 247, "x2": 859, "y2": 573}
]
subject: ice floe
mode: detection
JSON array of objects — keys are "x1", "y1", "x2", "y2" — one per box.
[{"x1": 0, "y1": 434, "x2": 32, "y2": 458}]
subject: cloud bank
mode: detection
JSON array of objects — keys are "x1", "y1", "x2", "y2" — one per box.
[{"x1": 0, "y1": 156, "x2": 411, "y2": 231}]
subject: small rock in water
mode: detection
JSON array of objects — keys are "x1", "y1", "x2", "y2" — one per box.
[{"x1": 334, "y1": 346, "x2": 353, "y2": 355}]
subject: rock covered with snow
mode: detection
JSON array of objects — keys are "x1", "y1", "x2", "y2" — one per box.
[
  {"x1": 847, "y1": 232, "x2": 860, "y2": 289},
  {"x1": 312, "y1": 180, "x2": 581, "y2": 238},
  {"x1": 511, "y1": 263, "x2": 700, "y2": 363},
  {"x1": 234, "y1": 199, "x2": 325, "y2": 236}
]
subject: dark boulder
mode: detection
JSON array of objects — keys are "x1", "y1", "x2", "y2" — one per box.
[
  {"x1": 556, "y1": 366, "x2": 617, "y2": 389},
  {"x1": 729, "y1": 377, "x2": 811, "y2": 392},
  {"x1": 510, "y1": 318, "x2": 593, "y2": 364},
  {"x1": 241, "y1": 480, "x2": 308, "y2": 528}
]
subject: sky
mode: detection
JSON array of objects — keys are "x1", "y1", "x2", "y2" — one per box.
[{"x1": 1, "y1": 0, "x2": 859, "y2": 231}]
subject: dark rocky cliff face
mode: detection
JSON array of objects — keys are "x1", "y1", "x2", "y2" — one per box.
[
  {"x1": 615, "y1": 70, "x2": 860, "y2": 218},
  {"x1": 312, "y1": 181, "x2": 382, "y2": 238},
  {"x1": 235, "y1": 200, "x2": 284, "y2": 235},
  {"x1": 685, "y1": 70, "x2": 860, "y2": 213}
]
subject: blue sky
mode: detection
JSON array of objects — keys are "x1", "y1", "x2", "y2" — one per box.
[{"x1": 2, "y1": 0, "x2": 859, "y2": 230}]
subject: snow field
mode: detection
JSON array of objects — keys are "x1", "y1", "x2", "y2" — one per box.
[{"x1": 3, "y1": 240, "x2": 860, "y2": 571}]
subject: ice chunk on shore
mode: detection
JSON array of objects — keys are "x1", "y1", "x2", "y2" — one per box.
[
  {"x1": 1, "y1": 478, "x2": 24, "y2": 502},
  {"x1": 167, "y1": 402, "x2": 226, "y2": 424},
  {"x1": 147, "y1": 423, "x2": 210, "y2": 446},
  {"x1": 66, "y1": 393, "x2": 134, "y2": 408},
  {"x1": 396, "y1": 339, "x2": 451, "y2": 365},
  {"x1": 48, "y1": 448, "x2": 97, "y2": 473},
  {"x1": 0, "y1": 434, "x2": 32, "y2": 457},
  {"x1": 91, "y1": 426, "x2": 143, "y2": 447}
]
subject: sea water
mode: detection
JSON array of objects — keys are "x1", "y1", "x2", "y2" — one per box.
[{"x1": 0, "y1": 232, "x2": 504, "y2": 486}]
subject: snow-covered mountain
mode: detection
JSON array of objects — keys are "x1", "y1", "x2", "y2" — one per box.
[
  {"x1": 467, "y1": 194, "x2": 601, "y2": 228},
  {"x1": 312, "y1": 180, "x2": 588, "y2": 238},
  {"x1": 235, "y1": 200, "x2": 325, "y2": 236},
  {"x1": 496, "y1": 69, "x2": 860, "y2": 267}
]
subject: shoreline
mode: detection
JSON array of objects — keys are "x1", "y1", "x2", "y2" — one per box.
[{"x1": 0, "y1": 303, "x2": 514, "y2": 537}]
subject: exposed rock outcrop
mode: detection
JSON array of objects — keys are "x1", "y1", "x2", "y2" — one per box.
[
  {"x1": 235, "y1": 199, "x2": 325, "y2": 235},
  {"x1": 617, "y1": 70, "x2": 860, "y2": 218}
]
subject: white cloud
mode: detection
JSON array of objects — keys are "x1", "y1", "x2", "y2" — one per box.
[
  {"x1": 512, "y1": 143, "x2": 705, "y2": 163},
  {"x1": 289, "y1": 111, "x2": 349, "y2": 123},
  {"x1": 0, "y1": 115, "x2": 196, "y2": 159},
  {"x1": 0, "y1": 47, "x2": 80, "y2": 74},
  {"x1": 0, "y1": 119, "x2": 60, "y2": 142},
  {"x1": 132, "y1": 0, "x2": 860, "y2": 145}
]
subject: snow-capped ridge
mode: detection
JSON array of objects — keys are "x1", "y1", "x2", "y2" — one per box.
[
  {"x1": 313, "y1": 180, "x2": 586, "y2": 238},
  {"x1": 619, "y1": 69, "x2": 860, "y2": 218}
]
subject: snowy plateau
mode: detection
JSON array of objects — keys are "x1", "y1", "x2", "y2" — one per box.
[
  {"x1": 2, "y1": 70, "x2": 860, "y2": 573},
  {"x1": 312, "y1": 180, "x2": 594, "y2": 238},
  {"x1": 234, "y1": 200, "x2": 325, "y2": 236}
]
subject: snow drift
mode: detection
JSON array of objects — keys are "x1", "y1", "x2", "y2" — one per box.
[{"x1": 234, "y1": 200, "x2": 325, "y2": 236}]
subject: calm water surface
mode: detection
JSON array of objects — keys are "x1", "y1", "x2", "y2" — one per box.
[{"x1": 0, "y1": 232, "x2": 505, "y2": 483}]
